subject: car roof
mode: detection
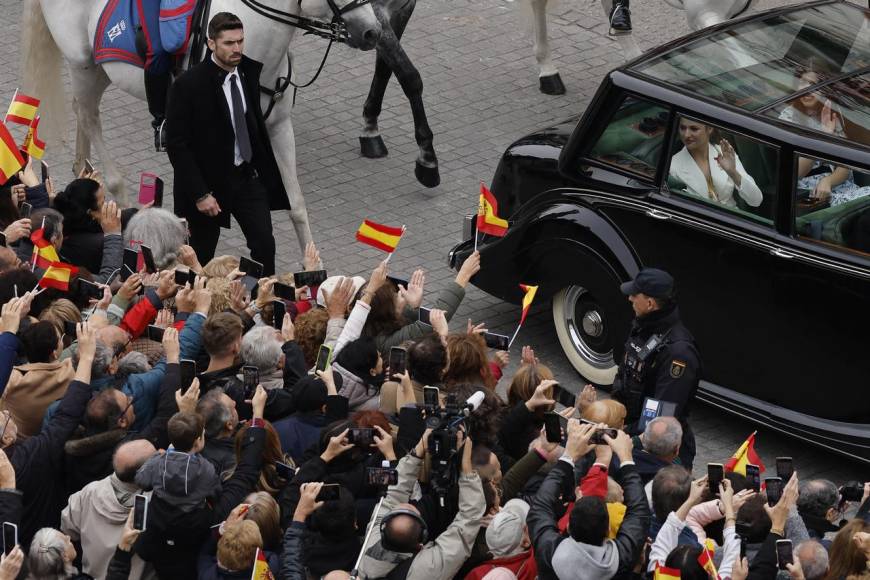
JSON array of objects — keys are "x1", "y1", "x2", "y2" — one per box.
[{"x1": 620, "y1": 0, "x2": 870, "y2": 154}]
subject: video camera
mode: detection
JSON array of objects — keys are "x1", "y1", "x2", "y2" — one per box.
[{"x1": 424, "y1": 390, "x2": 484, "y2": 500}]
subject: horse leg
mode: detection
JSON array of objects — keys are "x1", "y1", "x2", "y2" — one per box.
[
  {"x1": 268, "y1": 110, "x2": 314, "y2": 254},
  {"x1": 359, "y1": 0, "x2": 415, "y2": 159},
  {"x1": 373, "y1": 7, "x2": 439, "y2": 188},
  {"x1": 529, "y1": 0, "x2": 565, "y2": 95}
]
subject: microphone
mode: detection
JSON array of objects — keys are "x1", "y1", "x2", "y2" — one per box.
[{"x1": 462, "y1": 391, "x2": 485, "y2": 416}]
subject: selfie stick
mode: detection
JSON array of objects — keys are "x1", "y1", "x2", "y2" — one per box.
[
  {"x1": 383, "y1": 225, "x2": 406, "y2": 264},
  {"x1": 349, "y1": 494, "x2": 387, "y2": 580}
]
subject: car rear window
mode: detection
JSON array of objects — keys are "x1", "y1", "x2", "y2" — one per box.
[{"x1": 632, "y1": 3, "x2": 870, "y2": 113}]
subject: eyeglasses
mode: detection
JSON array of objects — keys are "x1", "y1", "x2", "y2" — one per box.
[
  {"x1": 119, "y1": 395, "x2": 134, "y2": 421},
  {"x1": 0, "y1": 412, "x2": 11, "y2": 442}
]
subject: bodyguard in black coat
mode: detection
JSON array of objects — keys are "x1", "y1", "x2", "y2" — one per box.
[{"x1": 165, "y1": 12, "x2": 290, "y2": 275}]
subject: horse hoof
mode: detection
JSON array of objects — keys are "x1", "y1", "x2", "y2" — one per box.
[
  {"x1": 415, "y1": 161, "x2": 440, "y2": 188},
  {"x1": 359, "y1": 136, "x2": 388, "y2": 158},
  {"x1": 539, "y1": 74, "x2": 566, "y2": 95}
]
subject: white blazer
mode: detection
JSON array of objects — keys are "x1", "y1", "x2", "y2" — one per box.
[{"x1": 668, "y1": 144, "x2": 763, "y2": 208}]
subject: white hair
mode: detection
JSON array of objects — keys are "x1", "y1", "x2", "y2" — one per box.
[
  {"x1": 241, "y1": 326, "x2": 283, "y2": 375},
  {"x1": 643, "y1": 416, "x2": 683, "y2": 458},
  {"x1": 796, "y1": 540, "x2": 829, "y2": 580},
  {"x1": 124, "y1": 208, "x2": 187, "y2": 270},
  {"x1": 28, "y1": 528, "x2": 76, "y2": 579}
]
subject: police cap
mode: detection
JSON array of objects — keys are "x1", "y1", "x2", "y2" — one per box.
[{"x1": 620, "y1": 268, "x2": 675, "y2": 299}]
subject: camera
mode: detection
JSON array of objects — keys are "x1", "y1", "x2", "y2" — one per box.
[
  {"x1": 840, "y1": 481, "x2": 865, "y2": 503},
  {"x1": 424, "y1": 390, "x2": 484, "y2": 498}
]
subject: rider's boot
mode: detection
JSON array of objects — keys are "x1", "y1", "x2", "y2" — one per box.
[
  {"x1": 609, "y1": 0, "x2": 632, "y2": 35},
  {"x1": 145, "y1": 70, "x2": 172, "y2": 152}
]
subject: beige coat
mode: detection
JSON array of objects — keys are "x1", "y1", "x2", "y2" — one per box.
[{"x1": 1, "y1": 359, "x2": 74, "y2": 436}]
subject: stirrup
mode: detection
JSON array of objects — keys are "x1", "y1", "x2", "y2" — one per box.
[{"x1": 154, "y1": 119, "x2": 167, "y2": 152}]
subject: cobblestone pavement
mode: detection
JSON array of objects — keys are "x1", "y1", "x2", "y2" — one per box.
[{"x1": 3, "y1": 0, "x2": 866, "y2": 482}]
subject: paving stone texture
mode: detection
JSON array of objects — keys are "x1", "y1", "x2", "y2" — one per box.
[{"x1": 2, "y1": 0, "x2": 866, "y2": 482}]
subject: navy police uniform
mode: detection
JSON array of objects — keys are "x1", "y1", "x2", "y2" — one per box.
[{"x1": 611, "y1": 268, "x2": 701, "y2": 469}]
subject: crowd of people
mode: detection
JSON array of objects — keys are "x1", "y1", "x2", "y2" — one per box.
[{"x1": 0, "y1": 164, "x2": 867, "y2": 580}]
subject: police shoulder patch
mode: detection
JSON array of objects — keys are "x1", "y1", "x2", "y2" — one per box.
[{"x1": 670, "y1": 360, "x2": 687, "y2": 378}]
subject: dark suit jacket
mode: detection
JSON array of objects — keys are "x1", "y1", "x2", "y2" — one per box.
[{"x1": 165, "y1": 56, "x2": 290, "y2": 227}]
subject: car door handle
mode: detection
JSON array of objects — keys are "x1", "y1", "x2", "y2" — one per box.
[
  {"x1": 769, "y1": 248, "x2": 794, "y2": 259},
  {"x1": 646, "y1": 209, "x2": 670, "y2": 220}
]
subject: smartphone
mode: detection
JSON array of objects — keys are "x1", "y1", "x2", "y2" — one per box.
[
  {"x1": 133, "y1": 494, "x2": 148, "y2": 531},
  {"x1": 418, "y1": 307, "x2": 431, "y2": 326},
  {"x1": 543, "y1": 412, "x2": 562, "y2": 443},
  {"x1": 316, "y1": 483, "x2": 341, "y2": 502},
  {"x1": 138, "y1": 173, "x2": 164, "y2": 207},
  {"x1": 19, "y1": 202, "x2": 32, "y2": 220},
  {"x1": 180, "y1": 359, "x2": 197, "y2": 392},
  {"x1": 765, "y1": 477, "x2": 784, "y2": 506},
  {"x1": 40, "y1": 160, "x2": 49, "y2": 183},
  {"x1": 275, "y1": 461, "x2": 295, "y2": 480},
  {"x1": 273, "y1": 282, "x2": 296, "y2": 301},
  {"x1": 242, "y1": 365, "x2": 259, "y2": 399},
  {"x1": 423, "y1": 385, "x2": 440, "y2": 409},
  {"x1": 745, "y1": 464, "x2": 761, "y2": 493},
  {"x1": 775, "y1": 539, "x2": 793, "y2": 570},
  {"x1": 146, "y1": 325, "x2": 165, "y2": 342},
  {"x1": 483, "y1": 332, "x2": 510, "y2": 351},
  {"x1": 776, "y1": 457, "x2": 793, "y2": 483},
  {"x1": 707, "y1": 463, "x2": 725, "y2": 496},
  {"x1": 552, "y1": 383, "x2": 575, "y2": 408},
  {"x1": 179, "y1": 218, "x2": 189, "y2": 244},
  {"x1": 62, "y1": 320, "x2": 78, "y2": 338},
  {"x1": 2, "y1": 522, "x2": 16, "y2": 556},
  {"x1": 79, "y1": 279, "x2": 104, "y2": 300},
  {"x1": 239, "y1": 256, "x2": 264, "y2": 279},
  {"x1": 140, "y1": 244, "x2": 157, "y2": 274},
  {"x1": 174, "y1": 268, "x2": 192, "y2": 287},
  {"x1": 389, "y1": 347, "x2": 406, "y2": 376},
  {"x1": 366, "y1": 466, "x2": 399, "y2": 486},
  {"x1": 315, "y1": 344, "x2": 332, "y2": 373},
  {"x1": 122, "y1": 248, "x2": 139, "y2": 281},
  {"x1": 272, "y1": 300, "x2": 287, "y2": 331},
  {"x1": 293, "y1": 270, "x2": 328, "y2": 288},
  {"x1": 348, "y1": 428, "x2": 374, "y2": 447},
  {"x1": 84, "y1": 158, "x2": 95, "y2": 176},
  {"x1": 589, "y1": 427, "x2": 618, "y2": 445},
  {"x1": 386, "y1": 275, "x2": 409, "y2": 289}
]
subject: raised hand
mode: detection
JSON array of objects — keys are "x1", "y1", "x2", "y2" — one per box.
[
  {"x1": 118, "y1": 272, "x2": 143, "y2": 301},
  {"x1": 455, "y1": 251, "x2": 481, "y2": 288},
  {"x1": 323, "y1": 276, "x2": 354, "y2": 318},
  {"x1": 3, "y1": 219, "x2": 31, "y2": 245},
  {"x1": 175, "y1": 377, "x2": 200, "y2": 414},
  {"x1": 321, "y1": 429, "x2": 353, "y2": 462},
  {"x1": 399, "y1": 269, "x2": 425, "y2": 309},
  {"x1": 429, "y1": 308, "x2": 448, "y2": 338},
  {"x1": 820, "y1": 100, "x2": 839, "y2": 134},
  {"x1": 294, "y1": 482, "x2": 325, "y2": 521},
  {"x1": 303, "y1": 241, "x2": 322, "y2": 271},
  {"x1": 162, "y1": 326, "x2": 180, "y2": 363},
  {"x1": 467, "y1": 319, "x2": 487, "y2": 335},
  {"x1": 281, "y1": 312, "x2": 295, "y2": 342},
  {"x1": 714, "y1": 139, "x2": 739, "y2": 179},
  {"x1": 372, "y1": 425, "x2": 396, "y2": 461},
  {"x1": 521, "y1": 345, "x2": 538, "y2": 365},
  {"x1": 525, "y1": 379, "x2": 556, "y2": 411},
  {"x1": 99, "y1": 200, "x2": 122, "y2": 234}
]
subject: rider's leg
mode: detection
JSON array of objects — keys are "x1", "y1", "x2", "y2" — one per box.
[
  {"x1": 609, "y1": 0, "x2": 632, "y2": 35},
  {"x1": 144, "y1": 67, "x2": 171, "y2": 150}
]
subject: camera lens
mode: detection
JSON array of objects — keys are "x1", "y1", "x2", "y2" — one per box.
[{"x1": 425, "y1": 416, "x2": 441, "y2": 429}]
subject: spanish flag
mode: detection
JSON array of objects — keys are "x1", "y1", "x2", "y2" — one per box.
[
  {"x1": 654, "y1": 563, "x2": 681, "y2": 579},
  {"x1": 0, "y1": 121, "x2": 24, "y2": 185},
  {"x1": 519, "y1": 284, "x2": 538, "y2": 326},
  {"x1": 31, "y1": 228, "x2": 60, "y2": 270},
  {"x1": 724, "y1": 431, "x2": 765, "y2": 476},
  {"x1": 250, "y1": 547, "x2": 275, "y2": 580},
  {"x1": 38, "y1": 261, "x2": 78, "y2": 292},
  {"x1": 697, "y1": 546, "x2": 720, "y2": 580},
  {"x1": 356, "y1": 219, "x2": 404, "y2": 253},
  {"x1": 5, "y1": 90, "x2": 40, "y2": 127},
  {"x1": 22, "y1": 116, "x2": 46, "y2": 160},
  {"x1": 477, "y1": 184, "x2": 509, "y2": 237}
]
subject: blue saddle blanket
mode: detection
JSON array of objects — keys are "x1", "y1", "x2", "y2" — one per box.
[{"x1": 94, "y1": 0, "x2": 195, "y2": 69}]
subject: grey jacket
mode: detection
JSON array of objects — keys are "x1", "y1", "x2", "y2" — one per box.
[
  {"x1": 374, "y1": 281, "x2": 466, "y2": 355},
  {"x1": 358, "y1": 453, "x2": 485, "y2": 580}
]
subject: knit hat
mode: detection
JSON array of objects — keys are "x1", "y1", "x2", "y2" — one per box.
[
  {"x1": 486, "y1": 499, "x2": 530, "y2": 558},
  {"x1": 316, "y1": 276, "x2": 367, "y2": 308}
]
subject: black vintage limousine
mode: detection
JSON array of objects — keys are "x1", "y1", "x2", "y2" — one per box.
[{"x1": 449, "y1": 0, "x2": 870, "y2": 462}]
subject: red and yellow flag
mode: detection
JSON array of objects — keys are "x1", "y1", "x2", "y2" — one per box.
[
  {"x1": 356, "y1": 219, "x2": 404, "y2": 253},
  {"x1": 30, "y1": 228, "x2": 60, "y2": 270},
  {"x1": 697, "y1": 546, "x2": 720, "y2": 580},
  {"x1": 654, "y1": 563, "x2": 681, "y2": 580},
  {"x1": 0, "y1": 121, "x2": 25, "y2": 185},
  {"x1": 477, "y1": 184, "x2": 508, "y2": 237},
  {"x1": 38, "y1": 261, "x2": 78, "y2": 292},
  {"x1": 724, "y1": 431, "x2": 765, "y2": 476},
  {"x1": 22, "y1": 115, "x2": 46, "y2": 160},
  {"x1": 250, "y1": 547, "x2": 275, "y2": 580},
  {"x1": 5, "y1": 91, "x2": 40, "y2": 126},
  {"x1": 519, "y1": 284, "x2": 538, "y2": 326}
]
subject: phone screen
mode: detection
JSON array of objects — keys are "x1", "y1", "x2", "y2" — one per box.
[
  {"x1": 745, "y1": 464, "x2": 761, "y2": 493},
  {"x1": 315, "y1": 345, "x2": 332, "y2": 373},
  {"x1": 272, "y1": 300, "x2": 287, "y2": 331},
  {"x1": 765, "y1": 477, "x2": 784, "y2": 506},
  {"x1": 180, "y1": 359, "x2": 197, "y2": 391},
  {"x1": 389, "y1": 347, "x2": 406, "y2": 376},
  {"x1": 146, "y1": 325, "x2": 165, "y2": 343},
  {"x1": 133, "y1": 495, "x2": 148, "y2": 531},
  {"x1": 366, "y1": 466, "x2": 399, "y2": 486},
  {"x1": 423, "y1": 386, "x2": 439, "y2": 408},
  {"x1": 174, "y1": 269, "x2": 191, "y2": 287},
  {"x1": 316, "y1": 484, "x2": 341, "y2": 502},
  {"x1": 708, "y1": 463, "x2": 725, "y2": 496},
  {"x1": 122, "y1": 248, "x2": 139, "y2": 281},
  {"x1": 40, "y1": 161, "x2": 49, "y2": 183},
  {"x1": 776, "y1": 457, "x2": 793, "y2": 483},
  {"x1": 552, "y1": 384, "x2": 575, "y2": 408},
  {"x1": 275, "y1": 461, "x2": 295, "y2": 480},
  {"x1": 140, "y1": 245, "x2": 157, "y2": 274},
  {"x1": 63, "y1": 320, "x2": 78, "y2": 338},
  {"x1": 418, "y1": 307, "x2": 431, "y2": 326},
  {"x1": 242, "y1": 366, "x2": 259, "y2": 398},
  {"x1": 293, "y1": 270, "x2": 328, "y2": 288},
  {"x1": 2, "y1": 522, "x2": 16, "y2": 555},
  {"x1": 483, "y1": 332, "x2": 510, "y2": 351},
  {"x1": 273, "y1": 282, "x2": 296, "y2": 301},
  {"x1": 19, "y1": 202, "x2": 32, "y2": 220},
  {"x1": 349, "y1": 428, "x2": 374, "y2": 447},
  {"x1": 80, "y1": 279, "x2": 104, "y2": 299},
  {"x1": 543, "y1": 412, "x2": 562, "y2": 443},
  {"x1": 775, "y1": 540, "x2": 793, "y2": 570},
  {"x1": 239, "y1": 256, "x2": 264, "y2": 279}
]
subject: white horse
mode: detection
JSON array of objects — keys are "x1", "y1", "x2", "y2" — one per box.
[
  {"x1": 524, "y1": 0, "x2": 758, "y2": 95},
  {"x1": 19, "y1": 0, "x2": 381, "y2": 251}
]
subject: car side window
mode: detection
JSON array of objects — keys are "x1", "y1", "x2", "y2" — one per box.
[
  {"x1": 587, "y1": 96, "x2": 669, "y2": 180},
  {"x1": 793, "y1": 153, "x2": 870, "y2": 256},
  {"x1": 664, "y1": 115, "x2": 777, "y2": 225}
]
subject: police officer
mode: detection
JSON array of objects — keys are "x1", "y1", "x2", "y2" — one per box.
[{"x1": 612, "y1": 268, "x2": 701, "y2": 469}]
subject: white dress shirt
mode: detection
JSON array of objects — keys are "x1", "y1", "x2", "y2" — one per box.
[
  {"x1": 668, "y1": 143, "x2": 763, "y2": 208},
  {"x1": 213, "y1": 54, "x2": 248, "y2": 166}
]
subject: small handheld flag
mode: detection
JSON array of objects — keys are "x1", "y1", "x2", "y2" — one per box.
[
  {"x1": 30, "y1": 227, "x2": 60, "y2": 271},
  {"x1": 724, "y1": 431, "x2": 765, "y2": 476},
  {"x1": 509, "y1": 284, "x2": 539, "y2": 347},
  {"x1": 251, "y1": 547, "x2": 275, "y2": 580},
  {"x1": 476, "y1": 183, "x2": 508, "y2": 239},
  {"x1": 38, "y1": 261, "x2": 78, "y2": 292},
  {"x1": 0, "y1": 121, "x2": 25, "y2": 186},
  {"x1": 22, "y1": 115, "x2": 46, "y2": 160},
  {"x1": 697, "y1": 546, "x2": 720, "y2": 580},
  {"x1": 654, "y1": 563, "x2": 681, "y2": 580},
  {"x1": 356, "y1": 219, "x2": 405, "y2": 257},
  {"x1": 5, "y1": 90, "x2": 40, "y2": 127}
]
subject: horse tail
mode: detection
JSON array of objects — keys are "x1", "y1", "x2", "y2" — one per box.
[{"x1": 20, "y1": 0, "x2": 67, "y2": 146}]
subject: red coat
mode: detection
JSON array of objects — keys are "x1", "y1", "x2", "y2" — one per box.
[{"x1": 465, "y1": 550, "x2": 538, "y2": 580}]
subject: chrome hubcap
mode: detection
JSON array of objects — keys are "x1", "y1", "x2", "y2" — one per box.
[
  {"x1": 581, "y1": 310, "x2": 604, "y2": 338},
  {"x1": 562, "y1": 286, "x2": 615, "y2": 369}
]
